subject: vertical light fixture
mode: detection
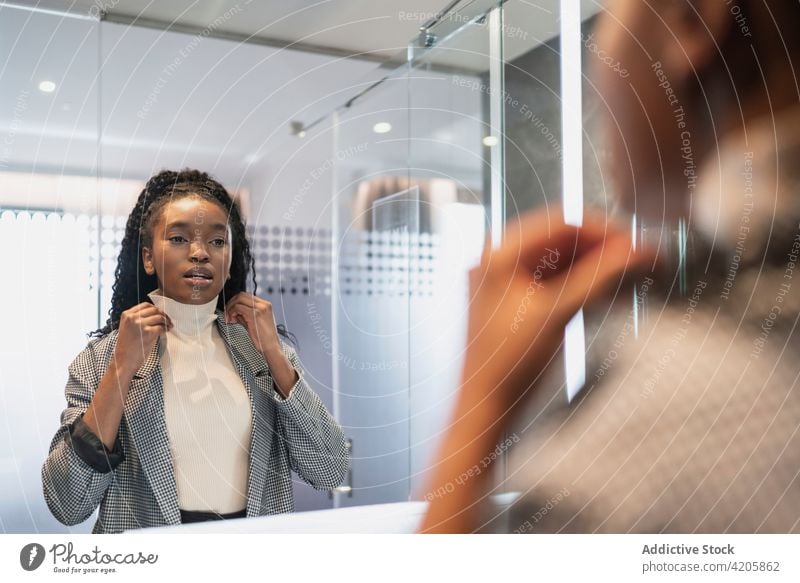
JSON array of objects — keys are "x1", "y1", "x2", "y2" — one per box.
[
  {"x1": 561, "y1": 0, "x2": 586, "y2": 402},
  {"x1": 560, "y1": 0, "x2": 583, "y2": 226},
  {"x1": 488, "y1": 7, "x2": 505, "y2": 249}
]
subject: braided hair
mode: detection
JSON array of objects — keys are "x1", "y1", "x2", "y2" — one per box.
[{"x1": 90, "y1": 169, "x2": 293, "y2": 343}]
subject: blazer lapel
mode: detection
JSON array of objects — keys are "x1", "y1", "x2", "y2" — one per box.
[
  {"x1": 124, "y1": 336, "x2": 181, "y2": 526},
  {"x1": 214, "y1": 312, "x2": 274, "y2": 518}
]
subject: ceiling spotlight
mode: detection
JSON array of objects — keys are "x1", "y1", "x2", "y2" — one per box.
[
  {"x1": 373, "y1": 122, "x2": 392, "y2": 134},
  {"x1": 482, "y1": 135, "x2": 499, "y2": 147},
  {"x1": 290, "y1": 120, "x2": 306, "y2": 138},
  {"x1": 38, "y1": 80, "x2": 56, "y2": 93}
]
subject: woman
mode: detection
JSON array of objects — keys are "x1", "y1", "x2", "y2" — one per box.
[
  {"x1": 421, "y1": 1, "x2": 800, "y2": 533},
  {"x1": 42, "y1": 169, "x2": 349, "y2": 533}
]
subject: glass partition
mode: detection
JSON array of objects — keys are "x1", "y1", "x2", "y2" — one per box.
[
  {"x1": 406, "y1": 10, "x2": 499, "y2": 500},
  {"x1": 331, "y1": 1, "x2": 506, "y2": 507},
  {"x1": 331, "y1": 72, "x2": 413, "y2": 505}
]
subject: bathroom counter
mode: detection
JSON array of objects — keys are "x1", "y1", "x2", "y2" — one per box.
[{"x1": 136, "y1": 501, "x2": 429, "y2": 534}]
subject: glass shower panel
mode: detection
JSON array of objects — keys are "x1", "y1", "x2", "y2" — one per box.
[
  {"x1": 331, "y1": 72, "x2": 413, "y2": 507},
  {"x1": 405, "y1": 8, "x2": 500, "y2": 500}
]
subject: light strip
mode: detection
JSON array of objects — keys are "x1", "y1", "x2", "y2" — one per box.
[
  {"x1": 561, "y1": 0, "x2": 586, "y2": 402},
  {"x1": 489, "y1": 7, "x2": 504, "y2": 248},
  {"x1": 560, "y1": 0, "x2": 583, "y2": 226},
  {"x1": 565, "y1": 310, "x2": 586, "y2": 403}
]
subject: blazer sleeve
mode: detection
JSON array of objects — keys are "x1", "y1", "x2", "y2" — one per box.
[
  {"x1": 273, "y1": 342, "x2": 350, "y2": 490},
  {"x1": 41, "y1": 340, "x2": 119, "y2": 526}
]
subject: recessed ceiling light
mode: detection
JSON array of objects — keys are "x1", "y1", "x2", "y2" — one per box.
[
  {"x1": 373, "y1": 122, "x2": 392, "y2": 134},
  {"x1": 38, "y1": 80, "x2": 56, "y2": 93},
  {"x1": 482, "y1": 135, "x2": 499, "y2": 147}
]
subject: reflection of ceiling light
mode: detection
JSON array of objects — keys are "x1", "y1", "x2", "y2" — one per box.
[
  {"x1": 297, "y1": 130, "x2": 306, "y2": 138},
  {"x1": 482, "y1": 135, "x2": 499, "y2": 147},
  {"x1": 38, "y1": 80, "x2": 56, "y2": 93},
  {"x1": 373, "y1": 122, "x2": 392, "y2": 134}
]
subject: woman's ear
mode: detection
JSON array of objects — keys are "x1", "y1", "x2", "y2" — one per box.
[
  {"x1": 661, "y1": 0, "x2": 732, "y2": 83},
  {"x1": 141, "y1": 246, "x2": 155, "y2": 276}
]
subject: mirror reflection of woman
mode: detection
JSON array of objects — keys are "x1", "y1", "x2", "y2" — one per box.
[
  {"x1": 42, "y1": 169, "x2": 348, "y2": 533},
  {"x1": 421, "y1": 1, "x2": 800, "y2": 533}
]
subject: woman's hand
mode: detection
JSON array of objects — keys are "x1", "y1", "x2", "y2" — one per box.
[
  {"x1": 223, "y1": 292, "x2": 283, "y2": 355},
  {"x1": 224, "y1": 292, "x2": 298, "y2": 397},
  {"x1": 82, "y1": 302, "x2": 173, "y2": 449},
  {"x1": 459, "y1": 208, "x2": 648, "y2": 416},
  {"x1": 113, "y1": 303, "x2": 173, "y2": 375},
  {"x1": 419, "y1": 207, "x2": 652, "y2": 533}
]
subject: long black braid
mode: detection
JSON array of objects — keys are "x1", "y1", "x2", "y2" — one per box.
[{"x1": 90, "y1": 169, "x2": 293, "y2": 344}]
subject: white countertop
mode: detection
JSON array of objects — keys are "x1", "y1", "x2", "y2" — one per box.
[{"x1": 136, "y1": 501, "x2": 429, "y2": 534}]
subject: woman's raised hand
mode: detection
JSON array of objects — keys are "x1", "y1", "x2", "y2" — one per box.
[
  {"x1": 459, "y1": 207, "x2": 651, "y2": 421},
  {"x1": 112, "y1": 303, "x2": 173, "y2": 375},
  {"x1": 420, "y1": 207, "x2": 652, "y2": 533}
]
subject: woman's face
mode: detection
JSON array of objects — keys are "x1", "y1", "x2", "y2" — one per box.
[{"x1": 141, "y1": 196, "x2": 233, "y2": 305}]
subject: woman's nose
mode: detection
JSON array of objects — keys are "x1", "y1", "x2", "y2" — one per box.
[{"x1": 190, "y1": 240, "x2": 210, "y2": 260}]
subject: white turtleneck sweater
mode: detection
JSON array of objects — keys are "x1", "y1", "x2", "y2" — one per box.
[{"x1": 147, "y1": 289, "x2": 251, "y2": 514}]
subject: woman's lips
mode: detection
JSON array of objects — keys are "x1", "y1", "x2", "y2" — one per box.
[{"x1": 184, "y1": 276, "x2": 213, "y2": 287}]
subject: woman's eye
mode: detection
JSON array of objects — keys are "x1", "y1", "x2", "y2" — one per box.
[
  {"x1": 168, "y1": 236, "x2": 187, "y2": 243},
  {"x1": 210, "y1": 239, "x2": 226, "y2": 247}
]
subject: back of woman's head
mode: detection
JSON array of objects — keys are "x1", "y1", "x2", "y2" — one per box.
[
  {"x1": 593, "y1": 0, "x2": 800, "y2": 219},
  {"x1": 90, "y1": 169, "x2": 254, "y2": 338}
]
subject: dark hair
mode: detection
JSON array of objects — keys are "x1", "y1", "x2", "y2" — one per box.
[{"x1": 90, "y1": 169, "x2": 293, "y2": 343}]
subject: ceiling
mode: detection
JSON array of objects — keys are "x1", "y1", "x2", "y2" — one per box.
[
  {"x1": 0, "y1": 0, "x2": 601, "y2": 192},
  {"x1": 10, "y1": 0, "x2": 594, "y2": 63}
]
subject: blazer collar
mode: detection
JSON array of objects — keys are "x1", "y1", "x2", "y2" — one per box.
[{"x1": 213, "y1": 311, "x2": 271, "y2": 377}]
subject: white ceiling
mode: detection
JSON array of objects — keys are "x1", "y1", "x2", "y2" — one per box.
[
  {"x1": 14, "y1": 0, "x2": 579, "y2": 62},
  {"x1": 0, "y1": 0, "x2": 600, "y2": 191}
]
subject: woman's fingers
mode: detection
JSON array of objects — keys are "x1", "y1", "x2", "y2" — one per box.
[
  {"x1": 137, "y1": 307, "x2": 173, "y2": 328},
  {"x1": 495, "y1": 208, "x2": 627, "y2": 277},
  {"x1": 550, "y1": 232, "x2": 647, "y2": 317},
  {"x1": 139, "y1": 314, "x2": 173, "y2": 329}
]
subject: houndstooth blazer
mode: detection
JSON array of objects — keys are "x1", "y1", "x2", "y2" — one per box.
[{"x1": 41, "y1": 311, "x2": 349, "y2": 533}]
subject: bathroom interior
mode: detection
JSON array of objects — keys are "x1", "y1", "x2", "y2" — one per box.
[{"x1": 0, "y1": 0, "x2": 615, "y2": 533}]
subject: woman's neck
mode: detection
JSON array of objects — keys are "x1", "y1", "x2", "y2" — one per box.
[{"x1": 147, "y1": 289, "x2": 218, "y2": 336}]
